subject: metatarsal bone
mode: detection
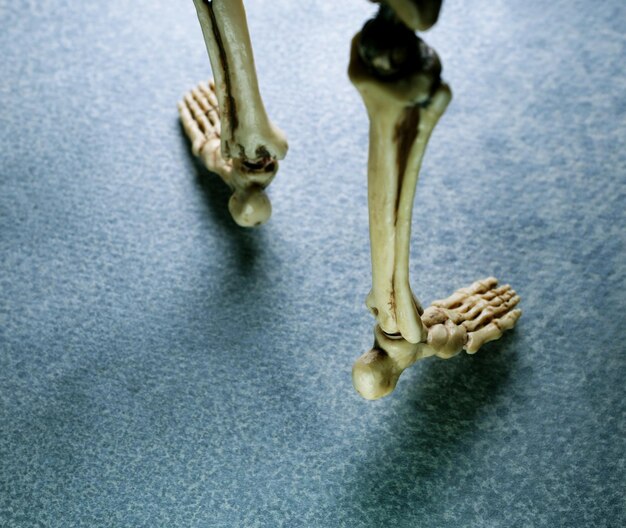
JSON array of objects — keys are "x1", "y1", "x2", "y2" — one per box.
[
  {"x1": 178, "y1": 82, "x2": 229, "y2": 175},
  {"x1": 191, "y1": 0, "x2": 287, "y2": 164},
  {"x1": 465, "y1": 309, "x2": 521, "y2": 353},
  {"x1": 423, "y1": 277, "x2": 522, "y2": 355},
  {"x1": 431, "y1": 277, "x2": 499, "y2": 308}
]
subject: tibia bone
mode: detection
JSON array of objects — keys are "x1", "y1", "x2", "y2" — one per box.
[
  {"x1": 349, "y1": 33, "x2": 451, "y2": 344},
  {"x1": 191, "y1": 0, "x2": 288, "y2": 165}
]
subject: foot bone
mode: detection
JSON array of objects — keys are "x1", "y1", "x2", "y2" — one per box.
[
  {"x1": 178, "y1": 80, "x2": 277, "y2": 227},
  {"x1": 353, "y1": 277, "x2": 522, "y2": 399}
]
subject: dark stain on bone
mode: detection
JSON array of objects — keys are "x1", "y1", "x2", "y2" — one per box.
[
  {"x1": 388, "y1": 294, "x2": 397, "y2": 319},
  {"x1": 242, "y1": 160, "x2": 266, "y2": 171},
  {"x1": 204, "y1": 1, "x2": 239, "y2": 147},
  {"x1": 393, "y1": 105, "x2": 421, "y2": 217},
  {"x1": 255, "y1": 146, "x2": 271, "y2": 162},
  {"x1": 241, "y1": 160, "x2": 276, "y2": 174}
]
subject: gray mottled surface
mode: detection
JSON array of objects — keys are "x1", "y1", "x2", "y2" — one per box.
[{"x1": 1, "y1": 0, "x2": 625, "y2": 526}]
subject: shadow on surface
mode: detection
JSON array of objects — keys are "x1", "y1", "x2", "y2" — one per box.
[
  {"x1": 340, "y1": 335, "x2": 517, "y2": 524},
  {"x1": 178, "y1": 124, "x2": 266, "y2": 275}
]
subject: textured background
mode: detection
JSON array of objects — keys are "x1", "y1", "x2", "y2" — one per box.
[{"x1": 1, "y1": 0, "x2": 625, "y2": 526}]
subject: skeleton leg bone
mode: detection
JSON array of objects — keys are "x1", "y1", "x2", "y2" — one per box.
[
  {"x1": 178, "y1": 80, "x2": 277, "y2": 226},
  {"x1": 349, "y1": 13, "x2": 450, "y2": 343},
  {"x1": 181, "y1": 0, "x2": 288, "y2": 226},
  {"x1": 350, "y1": 3, "x2": 521, "y2": 399}
]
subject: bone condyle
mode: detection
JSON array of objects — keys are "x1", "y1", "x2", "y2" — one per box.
[{"x1": 180, "y1": 0, "x2": 522, "y2": 399}]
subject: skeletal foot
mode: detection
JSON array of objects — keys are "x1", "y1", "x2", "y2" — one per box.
[
  {"x1": 423, "y1": 277, "x2": 522, "y2": 355},
  {"x1": 178, "y1": 80, "x2": 277, "y2": 227},
  {"x1": 353, "y1": 277, "x2": 522, "y2": 399}
]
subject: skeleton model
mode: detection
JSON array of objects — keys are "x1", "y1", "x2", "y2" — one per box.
[{"x1": 179, "y1": 0, "x2": 522, "y2": 399}]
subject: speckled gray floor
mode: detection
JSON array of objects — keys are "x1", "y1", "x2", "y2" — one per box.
[{"x1": 1, "y1": 1, "x2": 625, "y2": 526}]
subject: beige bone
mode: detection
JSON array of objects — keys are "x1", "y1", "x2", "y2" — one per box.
[
  {"x1": 181, "y1": 0, "x2": 288, "y2": 226},
  {"x1": 352, "y1": 278, "x2": 522, "y2": 400},
  {"x1": 191, "y1": 0, "x2": 287, "y2": 163},
  {"x1": 178, "y1": 80, "x2": 277, "y2": 227},
  {"x1": 349, "y1": 35, "x2": 451, "y2": 344},
  {"x1": 383, "y1": 0, "x2": 443, "y2": 31}
]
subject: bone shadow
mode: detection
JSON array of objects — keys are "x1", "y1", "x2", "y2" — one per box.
[
  {"x1": 340, "y1": 334, "x2": 517, "y2": 523},
  {"x1": 178, "y1": 123, "x2": 265, "y2": 275}
]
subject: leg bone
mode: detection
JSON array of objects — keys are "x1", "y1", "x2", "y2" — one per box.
[
  {"x1": 185, "y1": 0, "x2": 287, "y2": 226},
  {"x1": 349, "y1": 20, "x2": 451, "y2": 343},
  {"x1": 192, "y1": 0, "x2": 287, "y2": 163},
  {"x1": 382, "y1": 0, "x2": 443, "y2": 31},
  {"x1": 179, "y1": 80, "x2": 276, "y2": 227}
]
